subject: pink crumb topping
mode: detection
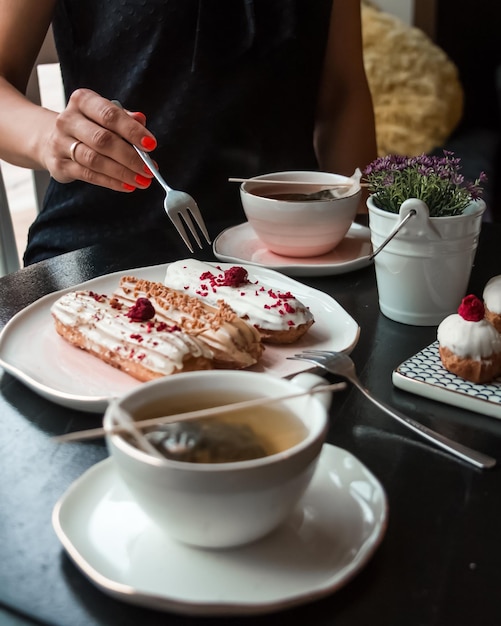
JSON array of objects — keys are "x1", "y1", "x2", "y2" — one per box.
[{"x1": 199, "y1": 266, "x2": 251, "y2": 289}]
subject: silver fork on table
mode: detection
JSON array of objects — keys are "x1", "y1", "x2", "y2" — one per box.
[
  {"x1": 289, "y1": 350, "x2": 496, "y2": 470},
  {"x1": 112, "y1": 101, "x2": 211, "y2": 252}
]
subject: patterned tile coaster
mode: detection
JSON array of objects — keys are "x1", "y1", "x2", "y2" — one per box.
[{"x1": 392, "y1": 341, "x2": 501, "y2": 420}]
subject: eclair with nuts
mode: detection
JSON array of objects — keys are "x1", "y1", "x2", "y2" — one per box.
[{"x1": 113, "y1": 276, "x2": 263, "y2": 369}]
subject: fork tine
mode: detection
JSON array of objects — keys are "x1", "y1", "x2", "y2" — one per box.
[
  {"x1": 186, "y1": 204, "x2": 211, "y2": 245},
  {"x1": 167, "y1": 212, "x2": 195, "y2": 253},
  {"x1": 168, "y1": 205, "x2": 212, "y2": 253},
  {"x1": 297, "y1": 350, "x2": 331, "y2": 355},
  {"x1": 179, "y1": 211, "x2": 203, "y2": 249},
  {"x1": 288, "y1": 355, "x2": 323, "y2": 364}
]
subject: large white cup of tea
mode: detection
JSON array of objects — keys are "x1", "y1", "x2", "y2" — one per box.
[
  {"x1": 240, "y1": 170, "x2": 361, "y2": 257},
  {"x1": 103, "y1": 370, "x2": 332, "y2": 548}
]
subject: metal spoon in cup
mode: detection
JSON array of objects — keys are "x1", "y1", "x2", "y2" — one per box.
[{"x1": 228, "y1": 177, "x2": 367, "y2": 201}]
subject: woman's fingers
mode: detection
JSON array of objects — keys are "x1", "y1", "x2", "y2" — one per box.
[
  {"x1": 45, "y1": 88, "x2": 156, "y2": 192},
  {"x1": 74, "y1": 92, "x2": 157, "y2": 152},
  {"x1": 64, "y1": 138, "x2": 153, "y2": 192}
]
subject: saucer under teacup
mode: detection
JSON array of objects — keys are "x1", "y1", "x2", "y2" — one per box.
[
  {"x1": 52, "y1": 444, "x2": 388, "y2": 616},
  {"x1": 213, "y1": 222, "x2": 372, "y2": 277}
]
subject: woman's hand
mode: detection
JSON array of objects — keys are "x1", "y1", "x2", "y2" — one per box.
[{"x1": 44, "y1": 88, "x2": 156, "y2": 192}]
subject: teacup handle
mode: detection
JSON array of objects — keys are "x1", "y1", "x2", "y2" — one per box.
[{"x1": 290, "y1": 373, "x2": 333, "y2": 410}]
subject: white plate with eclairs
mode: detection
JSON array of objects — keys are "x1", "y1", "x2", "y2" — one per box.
[
  {"x1": 0, "y1": 262, "x2": 360, "y2": 412},
  {"x1": 52, "y1": 444, "x2": 388, "y2": 616}
]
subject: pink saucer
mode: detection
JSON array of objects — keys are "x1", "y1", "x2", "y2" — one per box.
[{"x1": 213, "y1": 222, "x2": 373, "y2": 277}]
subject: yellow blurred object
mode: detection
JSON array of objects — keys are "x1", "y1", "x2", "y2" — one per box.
[{"x1": 361, "y1": 2, "x2": 464, "y2": 156}]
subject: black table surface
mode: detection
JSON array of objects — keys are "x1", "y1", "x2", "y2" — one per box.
[{"x1": 1, "y1": 222, "x2": 501, "y2": 626}]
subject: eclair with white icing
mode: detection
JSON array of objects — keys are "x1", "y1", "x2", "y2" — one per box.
[
  {"x1": 51, "y1": 290, "x2": 213, "y2": 381},
  {"x1": 164, "y1": 259, "x2": 314, "y2": 344}
]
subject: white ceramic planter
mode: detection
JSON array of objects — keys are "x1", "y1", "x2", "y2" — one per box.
[{"x1": 368, "y1": 196, "x2": 486, "y2": 325}]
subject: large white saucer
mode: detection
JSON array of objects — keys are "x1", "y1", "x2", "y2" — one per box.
[
  {"x1": 52, "y1": 444, "x2": 388, "y2": 616},
  {"x1": 213, "y1": 222, "x2": 373, "y2": 277}
]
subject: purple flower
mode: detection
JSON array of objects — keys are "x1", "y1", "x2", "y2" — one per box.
[{"x1": 362, "y1": 151, "x2": 486, "y2": 217}]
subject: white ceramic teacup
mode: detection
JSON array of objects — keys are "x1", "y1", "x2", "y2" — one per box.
[
  {"x1": 240, "y1": 171, "x2": 361, "y2": 257},
  {"x1": 103, "y1": 370, "x2": 332, "y2": 549}
]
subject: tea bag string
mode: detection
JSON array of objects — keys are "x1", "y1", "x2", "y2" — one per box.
[
  {"x1": 53, "y1": 382, "x2": 346, "y2": 444},
  {"x1": 106, "y1": 399, "x2": 166, "y2": 459}
]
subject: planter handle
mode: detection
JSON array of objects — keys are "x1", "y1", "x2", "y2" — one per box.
[
  {"x1": 399, "y1": 198, "x2": 442, "y2": 240},
  {"x1": 369, "y1": 198, "x2": 442, "y2": 260}
]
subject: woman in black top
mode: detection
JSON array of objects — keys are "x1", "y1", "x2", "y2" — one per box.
[{"x1": 0, "y1": 0, "x2": 377, "y2": 264}]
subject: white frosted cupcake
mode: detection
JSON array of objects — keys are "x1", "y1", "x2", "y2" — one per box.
[
  {"x1": 483, "y1": 275, "x2": 501, "y2": 333},
  {"x1": 437, "y1": 294, "x2": 501, "y2": 383}
]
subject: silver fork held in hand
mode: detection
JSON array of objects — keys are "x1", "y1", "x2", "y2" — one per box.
[
  {"x1": 129, "y1": 144, "x2": 210, "y2": 253},
  {"x1": 112, "y1": 100, "x2": 211, "y2": 252},
  {"x1": 290, "y1": 350, "x2": 496, "y2": 470}
]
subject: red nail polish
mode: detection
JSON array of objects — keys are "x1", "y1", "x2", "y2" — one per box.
[
  {"x1": 122, "y1": 183, "x2": 136, "y2": 191},
  {"x1": 135, "y1": 174, "x2": 151, "y2": 187},
  {"x1": 133, "y1": 111, "x2": 147, "y2": 125},
  {"x1": 141, "y1": 136, "x2": 156, "y2": 150}
]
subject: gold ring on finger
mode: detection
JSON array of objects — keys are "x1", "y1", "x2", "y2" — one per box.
[{"x1": 69, "y1": 140, "x2": 83, "y2": 162}]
